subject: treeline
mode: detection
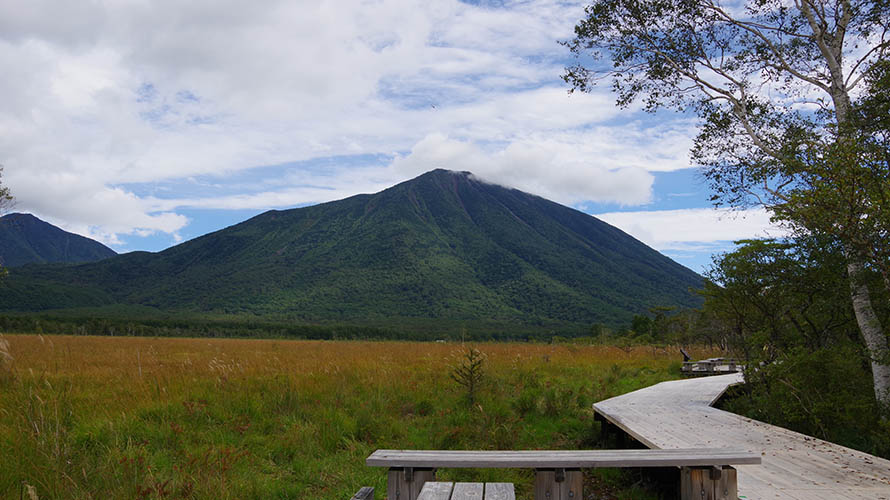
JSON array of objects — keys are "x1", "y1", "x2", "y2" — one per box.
[
  {"x1": 588, "y1": 307, "x2": 730, "y2": 348},
  {"x1": 0, "y1": 314, "x2": 584, "y2": 343}
]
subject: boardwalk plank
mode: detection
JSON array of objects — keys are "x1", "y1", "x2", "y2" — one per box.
[
  {"x1": 417, "y1": 482, "x2": 453, "y2": 500},
  {"x1": 451, "y1": 483, "x2": 483, "y2": 500},
  {"x1": 483, "y1": 483, "x2": 514, "y2": 500},
  {"x1": 593, "y1": 373, "x2": 890, "y2": 499}
]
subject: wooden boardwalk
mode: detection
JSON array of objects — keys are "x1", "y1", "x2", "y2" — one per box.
[{"x1": 594, "y1": 373, "x2": 890, "y2": 499}]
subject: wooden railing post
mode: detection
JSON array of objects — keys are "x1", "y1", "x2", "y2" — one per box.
[
  {"x1": 387, "y1": 467, "x2": 436, "y2": 500},
  {"x1": 680, "y1": 466, "x2": 737, "y2": 500},
  {"x1": 534, "y1": 468, "x2": 582, "y2": 500}
]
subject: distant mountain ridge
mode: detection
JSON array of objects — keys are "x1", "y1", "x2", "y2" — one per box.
[
  {"x1": 0, "y1": 213, "x2": 116, "y2": 267},
  {"x1": 0, "y1": 170, "x2": 702, "y2": 328}
]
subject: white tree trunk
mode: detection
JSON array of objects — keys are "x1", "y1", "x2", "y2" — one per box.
[{"x1": 847, "y1": 257, "x2": 890, "y2": 409}]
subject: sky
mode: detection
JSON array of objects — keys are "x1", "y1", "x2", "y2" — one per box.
[{"x1": 0, "y1": 0, "x2": 787, "y2": 273}]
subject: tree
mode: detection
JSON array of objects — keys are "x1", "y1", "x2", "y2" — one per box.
[
  {"x1": 702, "y1": 237, "x2": 890, "y2": 454},
  {"x1": 0, "y1": 166, "x2": 11, "y2": 215},
  {"x1": 564, "y1": 0, "x2": 890, "y2": 408},
  {"x1": 631, "y1": 314, "x2": 653, "y2": 337},
  {"x1": 702, "y1": 237, "x2": 861, "y2": 362},
  {"x1": 450, "y1": 346, "x2": 486, "y2": 405},
  {"x1": 0, "y1": 165, "x2": 11, "y2": 279}
]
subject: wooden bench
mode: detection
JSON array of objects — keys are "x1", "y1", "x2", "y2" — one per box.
[
  {"x1": 681, "y1": 358, "x2": 741, "y2": 376},
  {"x1": 367, "y1": 448, "x2": 760, "y2": 500}
]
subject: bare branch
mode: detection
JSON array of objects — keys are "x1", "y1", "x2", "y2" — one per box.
[
  {"x1": 706, "y1": 1, "x2": 832, "y2": 92},
  {"x1": 845, "y1": 35, "x2": 890, "y2": 89}
]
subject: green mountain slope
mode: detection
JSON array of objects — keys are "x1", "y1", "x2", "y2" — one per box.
[
  {"x1": 0, "y1": 170, "x2": 702, "y2": 327},
  {"x1": 0, "y1": 213, "x2": 117, "y2": 267}
]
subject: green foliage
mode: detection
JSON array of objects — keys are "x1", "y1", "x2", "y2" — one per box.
[
  {"x1": 704, "y1": 237, "x2": 890, "y2": 454},
  {"x1": 564, "y1": 0, "x2": 890, "y2": 429},
  {"x1": 721, "y1": 346, "x2": 890, "y2": 457},
  {"x1": 593, "y1": 304, "x2": 728, "y2": 349},
  {"x1": 703, "y1": 238, "x2": 871, "y2": 357},
  {"x1": 0, "y1": 170, "x2": 702, "y2": 330},
  {"x1": 0, "y1": 313, "x2": 603, "y2": 342},
  {"x1": 631, "y1": 314, "x2": 652, "y2": 337},
  {"x1": 563, "y1": 2, "x2": 889, "y2": 279},
  {"x1": 450, "y1": 346, "x2": 486, "y2": 405}
]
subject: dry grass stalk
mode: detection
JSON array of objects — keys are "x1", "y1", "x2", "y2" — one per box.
[
  {"x1": 0, "y1": 334, "x2": 13, "y2": 378},
  {"x1": 24, "y1": 482, "x2": 39, "y2": 500}
]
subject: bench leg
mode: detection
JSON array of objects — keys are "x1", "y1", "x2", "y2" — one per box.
[
  {"x1": 387, "y1": 467, "x2": 436, "y2": 500},
  {"x1": 534, "y1": 468, "x2": 582, "y2": 500},
  {"x1": 680, "y1": 466, "x2": 737, "y2": 500}
]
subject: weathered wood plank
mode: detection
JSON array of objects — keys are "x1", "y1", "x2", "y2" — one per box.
[
  {"x1": 533, "y1": 469, "x2": 581, "y2": 500},
  {"x1": 388, "y1": 468, "x2": 436, "y2": 500},
  {"x1": 680, "y1": 467, "x2": 737, "y2": 500},
  {"x1": 563, "y1": 469, "x2": 582, "y2": 500},
  {"x1": 533, "y1": 470, "x2": 556, "y2": 500},
  {"x1": 717, "y1": 467, "x2": 737, "y2": 500},
  {"x1": 367, "y1": 448, "x2": 759, "y2": 468},
  {"x1": 450, "y1": 482, "x2": 483, "y2": 500},
  {"x1": 350, "y1": 486, "x2": 374, "y2": 500},
  {"x1": 416, "y1": 482, "x2": 453, "y2": 500},
  {"x1": 595, "y1": 373, "x2": 890, "y2": 500},
  {"x1": 483, "y1": 483, "x2": 514, "y2": 500},
  {"x1": 412, "y1": 482, "x2": 515, "y2": 500}
]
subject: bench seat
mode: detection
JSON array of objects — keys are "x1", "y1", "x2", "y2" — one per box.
[
  {"x1": 417, "y1": 482, "x2": 514, "y2": 500},
  {"x1": 367, "y1": 448, "x2": 761, "y2": 468}
]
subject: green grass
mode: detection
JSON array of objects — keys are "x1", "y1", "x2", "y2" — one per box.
[{"x1": 0, "y1": 335, "x2": 706, "y2": 499}]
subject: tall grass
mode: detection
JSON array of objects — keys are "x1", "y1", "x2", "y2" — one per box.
[
  {"x1": 0, "y1": 335, "x2": 714, "y2": 499},
  {"x1": 0, "y1": 333, "x2": 12, "y2": 379}
]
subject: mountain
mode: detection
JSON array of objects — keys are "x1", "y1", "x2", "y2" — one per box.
[
  {"x1": 0, "y1": 213, "x2": 117, "y2": 267},
  {"x1": 0, "y1": 170, "x2": 702, "y2": 328}
]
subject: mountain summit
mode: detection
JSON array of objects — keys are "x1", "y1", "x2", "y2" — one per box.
[
  {"x1": 1, "y1": 170, "x2": 701, "y2": 328},
  {"x1": 0, "y1": 213, "x2": 116, "y2": 267}
]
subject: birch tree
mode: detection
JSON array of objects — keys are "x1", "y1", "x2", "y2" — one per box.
[
  {"x1": 0, "y1": 166, "x2": 12, "y2": 278},
  {"x1": 563, "y1": 0, "x2": 890, "y2": 407},
  {"x1": 0, "y1": 166, "x2": 11, "y2": 215}
]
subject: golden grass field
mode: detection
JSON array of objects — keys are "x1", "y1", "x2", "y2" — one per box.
[{"x1": 0, "y1": 334, "x2": 713, "y2": 499}]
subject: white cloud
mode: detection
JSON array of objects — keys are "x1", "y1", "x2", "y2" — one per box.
[
  {"x1": 595, "y1": 208, "x2": 790, "y2": 251},
  {"x1": 8, "y1": 166, "x2": 188, "y2": 245},
  {"x1": 0, "y1": 0, "x2": 701, "y2": 244},
  {"x1": 392, "y1": 133, "x2": 654, "y2": 205}
]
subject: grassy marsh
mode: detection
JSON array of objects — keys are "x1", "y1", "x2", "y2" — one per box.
[{"x1": 0, "y1": 334, "x2": 713, "y2": 499}]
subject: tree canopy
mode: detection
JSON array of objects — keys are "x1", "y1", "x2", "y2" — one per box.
[{"x1": 564, "y1": 0, "x2": 890, "y2": 408}]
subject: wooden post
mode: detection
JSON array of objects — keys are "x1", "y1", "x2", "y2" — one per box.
[
  {"x1": 594, "y1": 412, "x2": 609, "y2": 440},
  {"x1": 534, "y1": 469, "x2": 582, "y2": 500},
  {"x1": 680, "y1": 466, "x2": 737, "y2": 500},
  {"x1": 564, "y1": 469, "x2": 583, "y2": 500},
  {"x1": 387, "y1": 467, "x2": 436, "y2": 500}
]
